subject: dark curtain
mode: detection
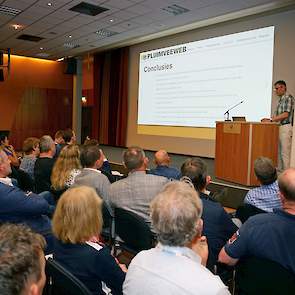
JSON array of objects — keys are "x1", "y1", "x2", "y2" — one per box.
[{"x1": 92, "y1": 47, "x2": 129, "y2": 146}]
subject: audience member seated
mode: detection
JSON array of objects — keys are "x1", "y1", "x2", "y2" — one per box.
[
  {"x1": 181, "y1": 157, "x2": 237, "y2": 271},
  {"x1": 62, "y1": 128, "x2": 76, "y2": 145},
  {"x1": 219, "y1": 168, "x2": 295, "y2": 275},
  {"x1": 83, "y1": 138, "x2": 119, "y2": 181},
  {"x1": 34, "y1": 135, "x2": 56, "y2": 193},
  {"x1": 109, "y1": 146, "x2": 169, "y2": 224},
  {"x1": 54, "y1": 130, "x2": 65, "y2": 158},
  {"x1": 124, "y1": 181, "x2": 230, "y2": 295},
  {"x1": 243, "y1": 157, "x2": 281, "y2": 212},
  {"x1": 0, "y1": 130, "x2": 19, "y2": 167},
  {"x1": 148, "y1": 149, "x2": 181, "y2": 180},
  {"x1": 0, "y1": 147, "x2": 53, "y2": 253},
  {"x1": 51, "y1": 145, "x2": 81, "y2": 194},
  {"x1": 19, "y1": 137, "x2": 40, "y2": 180},
  {"x1": 0, "y1": 224, "x2": 46, "y2": 295},
  {"x1": 52, "y1": 186, "x2": 126, "y2": 295},
  {"x1": 74, "y1": 144, "x2": 110, "y2": 205}
]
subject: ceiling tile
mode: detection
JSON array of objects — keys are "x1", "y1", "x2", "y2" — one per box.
[
  {"x1": 103, "y1": 0, "x2": 134, "y2": 9},
  {"x1": 125, "y1": 3, "x2": 153, "y2": 15},
  {"x1": 36, "y1": 0, "x2": 72, "y2": 9}
]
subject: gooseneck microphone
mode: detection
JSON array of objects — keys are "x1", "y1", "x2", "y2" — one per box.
[{"x1": 224, "y1": 100, "x2": 244, "y2": 121}]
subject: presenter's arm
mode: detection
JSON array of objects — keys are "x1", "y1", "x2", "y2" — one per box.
[
  {"x1": 261, "y1": 111, "x2": 289, "y2": 123},
  {"x1": 271, "y1": 111, "x2": 289, "y2": 122}
]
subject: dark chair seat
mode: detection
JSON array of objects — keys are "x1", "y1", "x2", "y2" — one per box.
[
  {"x1": 114, "y1": 207, "x2": 156, "y2": 255},
  {"x1": 43, "y1": 258, "x2": 92, "y2": 295},
  {"x1": 236, "y1": 256, "x2": 295, "y2": 295},
  {"x1": 235, "y1": 203, "x2": 266, "y2": 223}
]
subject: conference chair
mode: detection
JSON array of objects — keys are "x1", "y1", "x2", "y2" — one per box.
[
  {"x1": 43, "y1": 258, "x2": 92, "y2": 295},
  {"x1": 101, "y1": 202, "x2": 115, "y2": 248},
  {"x1": 114, "y1": 207, "x2": 156, "y2": 256},
  {"x1": 10, "y1": 166, "x2": 35, "y2": 192},
  {"x1": 235, "y1": 203, "x2": 266, "y2": 223},
  {"x1": 235, "y1": 256, "x2": 295, "y2": 295}
]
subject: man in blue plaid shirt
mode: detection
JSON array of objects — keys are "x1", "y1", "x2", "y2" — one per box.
[
  {"x1": 244, "y1": 157, "x2": 281, "y2": 212},
  {"x1": 263, "y1": 80, "x2": 294, "y2": 171}
]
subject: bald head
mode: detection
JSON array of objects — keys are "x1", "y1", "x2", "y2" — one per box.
[
  {"x1": 154, "y1": 150, "x2": 170, "y2": 166},
  {"x1": 278, "y1": 168, "x2": 295, "y2": 202}
]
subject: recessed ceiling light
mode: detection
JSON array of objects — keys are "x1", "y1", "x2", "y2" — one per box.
[
  {"x1": 12, "y1": 24, "x2": 22, "y2": 30},
  {"x1": 47, "y1": 2, "x2": 52, "y2": 6},
  {"x1": 68, "y1": 35, "x2": 72, "y2": 38},
  {"x1": 109, "y1": 19, "x2": 114, "y2": 22},
  {"x1": 40, "y1": 47, "x2": 44, "y2": 50}
]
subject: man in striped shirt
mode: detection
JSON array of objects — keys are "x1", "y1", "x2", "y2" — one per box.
[{"x1": 244, "y1": 157, "x2": 281, "y2": 212}]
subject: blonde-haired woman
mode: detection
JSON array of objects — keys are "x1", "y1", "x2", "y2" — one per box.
[
  {"x1": 51, "y1": 144, "x2": 81, "y2": 191},
  {"x1": 52, "y1": 186, "x2": 126, "y2": 295}
]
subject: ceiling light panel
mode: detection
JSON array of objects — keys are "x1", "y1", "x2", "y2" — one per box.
[
  {"x1": 36, "y1": 52, "x2": 50, "y2": 57},
  {"x1": 162, "y1": 4, "x2": 190, "y2": 16},
  {"x1": 95, "y1": 28, "x2": 118, "y2": 38},
  {"x1": 3, "y1": 0, "x2": 32, "y2": 10},
  {"x1": 0, "y1": 5, "x2": 22, "y2": 16},
  {"x1": 63, "y1": 42, "x2": 80, "y2": 48}
]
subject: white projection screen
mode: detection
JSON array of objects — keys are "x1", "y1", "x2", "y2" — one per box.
[{"x1": 137, "y1": 26, "x2": 275, "y2": 129}]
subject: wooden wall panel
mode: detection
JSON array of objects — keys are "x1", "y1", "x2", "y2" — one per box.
[{"x1": 9, "y1": 88, "x2": 72, "y2": 149}]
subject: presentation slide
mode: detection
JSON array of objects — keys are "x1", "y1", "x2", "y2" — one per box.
[{"x1": 138, "y1": 26, "x2": 275, "y2": 128}]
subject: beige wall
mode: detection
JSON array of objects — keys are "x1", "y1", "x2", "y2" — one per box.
[{"x1": 127, "y1": 8, "x2": 295, "y2": 158}]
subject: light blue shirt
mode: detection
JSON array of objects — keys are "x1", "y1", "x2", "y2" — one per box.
[{"x1": 123, "y1": 244, "x2": 230, "y2": 295}]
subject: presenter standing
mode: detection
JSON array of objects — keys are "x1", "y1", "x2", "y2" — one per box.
[{"x1": 262, "y1": 80, "x2": 294, "y2": 171}]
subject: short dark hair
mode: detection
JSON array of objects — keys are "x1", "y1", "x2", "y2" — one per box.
[
  {"x1": 274, "y1": 80, "x2": 286, "y2": 87},
  {"x1": 80, "y1": 145, "x2": 101, "y2": 168},
  {"x1": 278, "y1": 169, "x2": 295, "y2": 202},
  {"x1": 0, "y1": 130, "x2": 9, "y2": 143},
  {"x1": 123, "y1": 146, "x2": 145, "y2": 171},
  {"x1": 181, "y1": 157, "x2": 207, "y2": 191},
  {"x1": 0, "y1": 224, "x2": 46, "y2": 295},
  {"x1": 63, "y1": 129, "x2": 74, "y2": 143},
  {"x1": 254, "y1": 157, "x2": 277, "y2": 185}
]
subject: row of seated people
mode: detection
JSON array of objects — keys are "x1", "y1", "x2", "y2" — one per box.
[
  {"x1": 0, "y1": 132, "x2": 294, "y2": 293},
  {"x1": 1, "y1": 175, "x2": 295, "y2": 295}
]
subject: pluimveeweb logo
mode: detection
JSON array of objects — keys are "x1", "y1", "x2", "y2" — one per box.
[{"x1": 141, "y1": 46, "x2": 187, "y2": 60}]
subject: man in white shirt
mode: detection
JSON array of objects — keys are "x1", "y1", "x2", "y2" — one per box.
[{"x1": 123, "y1": 181, "x2": 230, "y2": 295}]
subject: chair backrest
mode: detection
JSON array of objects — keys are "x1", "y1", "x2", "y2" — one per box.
[
  {"x1": 236, "y1": 256, "x2": 295, "y2": 295},
  {"x1": 11, "y1": 166, "x2": 35, "y2": 192},
  {"x1": 101, "y1": 202, "x2": 115, "y2": 246},
  {"x1": 43, "y1": 258, "x2": 92, "y2": 295},
  {"x1": 235, "y1": 203, "x2": 266, "y2": 223},
  {"x1": 114, "y1": 207, "x2": 155, "y2": 253}
]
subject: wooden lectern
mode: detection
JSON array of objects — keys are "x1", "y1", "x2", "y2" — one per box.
[{"x1": 215, "y1": 121, "x2": 279, "y2": 186}]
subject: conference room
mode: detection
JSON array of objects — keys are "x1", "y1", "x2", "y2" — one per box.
[{"x1": 1, "y1": 0, "x2": 295, "y2": 294}]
